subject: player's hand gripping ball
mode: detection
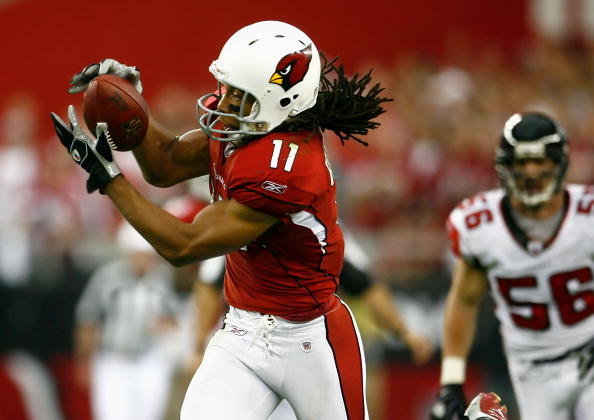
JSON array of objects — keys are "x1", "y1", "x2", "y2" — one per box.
[{"x1": 83, "y1": 74, "x2": 149, "y2": 151}]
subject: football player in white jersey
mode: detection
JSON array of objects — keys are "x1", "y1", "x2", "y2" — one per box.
[{"x1": 430, "y1": 112, "x2": 594, "y2": 420}]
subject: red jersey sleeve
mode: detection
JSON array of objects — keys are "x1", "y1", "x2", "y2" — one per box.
[{"x1": 446, "y1": 215, "x2": 462, "y2": 257}]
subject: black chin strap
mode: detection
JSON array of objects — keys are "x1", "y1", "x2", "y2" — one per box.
[
  {"x1": 500, "y1": 190, "x2": 569, "y2": 254},
  {"x1": 500, "y1": 196, "x2": 530, "y2": 250}
]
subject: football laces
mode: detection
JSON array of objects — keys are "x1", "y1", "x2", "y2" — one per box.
[{"x1": 103, "y1": 126, "x2": 118, "y2": 150}]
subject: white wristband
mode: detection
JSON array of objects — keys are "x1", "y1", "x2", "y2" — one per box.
[{"x1": 440, "y1": 356, "x2": 466, "y2": 385}]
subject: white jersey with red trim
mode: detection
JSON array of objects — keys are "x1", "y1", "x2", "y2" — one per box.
[{"x1": 447, "y1": 184, "x2": 594, "y2": 360}]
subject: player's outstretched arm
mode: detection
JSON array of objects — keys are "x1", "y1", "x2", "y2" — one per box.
[
  {"x1": 104, "y1": 176, "x2": 278, "y2": 266},
  {"x1": 73, "y1": 323, "x2": 99, "y2": 388},
  {"x1": 430, "y1": 257, "x2": 488, "y2": 420},
  {"x1": 184, "y1": 279, "x2": 225, "y2": 375},
  {"x1": 362, "y1": 283, "x2": 434, "y2": 364},
  {"x1": 132, "y1": 120, "x2": 211, "y2": 187}
]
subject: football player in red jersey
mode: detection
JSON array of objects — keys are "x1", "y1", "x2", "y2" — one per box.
[
  {"x1": 430, "y1": 113, "x2": 594, "y2": 420},
  {"x1": 51, "y1": 21, "x2": 390, "y2": 420}
]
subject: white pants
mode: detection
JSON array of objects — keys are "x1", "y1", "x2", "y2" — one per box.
[
  {"x1": 268, "y1": 400, "x2": 297, "y2": 420},
  {"x1": 181, "y1": 302, "x2": 369, "y2": 420},
  {"x1": 507, "y1": 353, "x2": 594, "y2": 420},
  {"x1": 92, "y1": 350, "x2": 174, "y2": 420}
]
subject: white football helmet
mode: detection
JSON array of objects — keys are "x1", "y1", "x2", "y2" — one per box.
[{"x1": 197, "y1": 21, "x2": 321, "y2": 141}]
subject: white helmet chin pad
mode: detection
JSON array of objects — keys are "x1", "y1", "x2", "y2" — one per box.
[
  {"x1": 509, "y1": 174, "x2": 558, "y2": 207},
  {"x1": 496, "y1": 164, "x2": 561, "y2": 207},
  {"x1": 197, "y1": 21, "x2": 321, "y2": 141}
]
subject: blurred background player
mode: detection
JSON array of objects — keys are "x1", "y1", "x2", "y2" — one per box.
[
  {"x1": 430, "y1": 112, "x2": 594, "y2": 420},
  {"x1": 74, "y1": 221, "x2": 179, "y2": 420},
  {"x1": 52, "y1": 20, "x2": 391, "y2": 420}
]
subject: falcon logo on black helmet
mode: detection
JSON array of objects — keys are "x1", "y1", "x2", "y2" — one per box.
[{"x1": 495, "y1": 112, "x2": 569, "y2": 207}]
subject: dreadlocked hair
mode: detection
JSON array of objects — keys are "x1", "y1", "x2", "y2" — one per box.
[{"x1": 274, "y1": 54, "x2": 393, "y2": 146}]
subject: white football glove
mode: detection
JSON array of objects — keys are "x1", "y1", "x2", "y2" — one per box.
[{"x1": 68, "y1": 58, "x2": 143, "y2": 94}]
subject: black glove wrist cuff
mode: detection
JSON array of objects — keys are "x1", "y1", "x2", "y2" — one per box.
[{"x1": 97, "y1": 173, "x2": 123, "y2": 195}]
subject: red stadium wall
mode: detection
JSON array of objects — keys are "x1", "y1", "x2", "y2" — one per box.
[{"x1": 1, "y1": 0, "x2": 529, "y2": 139}]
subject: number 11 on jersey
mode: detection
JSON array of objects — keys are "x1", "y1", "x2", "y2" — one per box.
[
  {"x1": 269, "y1": 139, "x2": 335, "y2": 186},
  {"x1": 270, "y1": 139, "x2": 299, "y2": 172}
]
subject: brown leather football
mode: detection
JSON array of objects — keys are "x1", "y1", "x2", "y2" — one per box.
[{"x1": 83, "y1": 74, "x2": 149, "y2": 151}]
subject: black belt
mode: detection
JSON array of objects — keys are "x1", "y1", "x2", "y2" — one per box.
[{"x1": 532, "y1": 339, "x2": 592, "y2": 365}]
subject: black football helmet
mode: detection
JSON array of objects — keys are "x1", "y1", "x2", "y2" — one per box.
[{"x1": 495, "y1": 112, "x2": 569, "y2": 207}]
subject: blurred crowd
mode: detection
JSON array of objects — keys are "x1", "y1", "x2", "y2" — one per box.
[
  {"x1": 332, "y1": 36, "x2": 594, "y2": 286},
  {"x1": 1, "y1": 36, "x2": 594, "y2": 419}
]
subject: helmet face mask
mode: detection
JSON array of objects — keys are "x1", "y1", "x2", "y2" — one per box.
[
  {"x1": 498, "y1": 158, "x2": 560, "y2": 207},
  {"x1": 198, "y1": 84, "x2": 264, "y2": 142},
  {"x1": 197, "y1": 21, "x2": 322, "y2": 142},
  {"x1": 495, "y1": 113, "x2": 569, "y2": 208}
]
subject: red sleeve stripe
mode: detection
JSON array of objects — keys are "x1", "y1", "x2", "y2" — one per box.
[{"x1": 446, "y1": 217, "x2": 462, "y2": 257}]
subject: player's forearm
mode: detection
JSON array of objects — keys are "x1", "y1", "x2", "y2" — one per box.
[
  {"x1": 442, "y1": 259, "x2": 486, "y2": 360},
  {"x1": 104, "y1": 177, "x2": 219, "y2": 266},
  {"x1": 195, "y1": 282, "x2": 224, "y2": 353},
  {"x1": 442, "y1": 291, "x2": 479, "y2": 360},
  {"x1": 105, "y1": 178, "x2": 272, "y2": 266},
  {"x1": 74, "y1": 325, "x2": 99, "y2": 361},
  {"x1": 438, "y1": 294, "x2": 479, "y2": 385},
  {"x1": 133, "y1": 120, "x2": 209, "y2": 187},
  {"x1": 363, "y1": 283, "x2": 409, "y2": 338}
]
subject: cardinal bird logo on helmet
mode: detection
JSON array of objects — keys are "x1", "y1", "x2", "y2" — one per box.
[{"x1": 269, "y1": 45, "x2": 313, "y2": 91}]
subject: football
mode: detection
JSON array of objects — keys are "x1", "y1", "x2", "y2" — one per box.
[{"x1": 83, "y1": 74, "x2": 149, "y2": 151}]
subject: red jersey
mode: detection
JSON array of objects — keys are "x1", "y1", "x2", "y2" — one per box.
[{"x1": 209, "y1": 131, "x2": 344, "y2": 321}]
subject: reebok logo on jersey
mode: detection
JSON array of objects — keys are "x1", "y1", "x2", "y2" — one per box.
[
  {"x1": 227, "y1": 325, "x2": 247, "y2": 336},
  {"x1": 262, "y1": 181, "x2": 287, "y2": 194}
]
